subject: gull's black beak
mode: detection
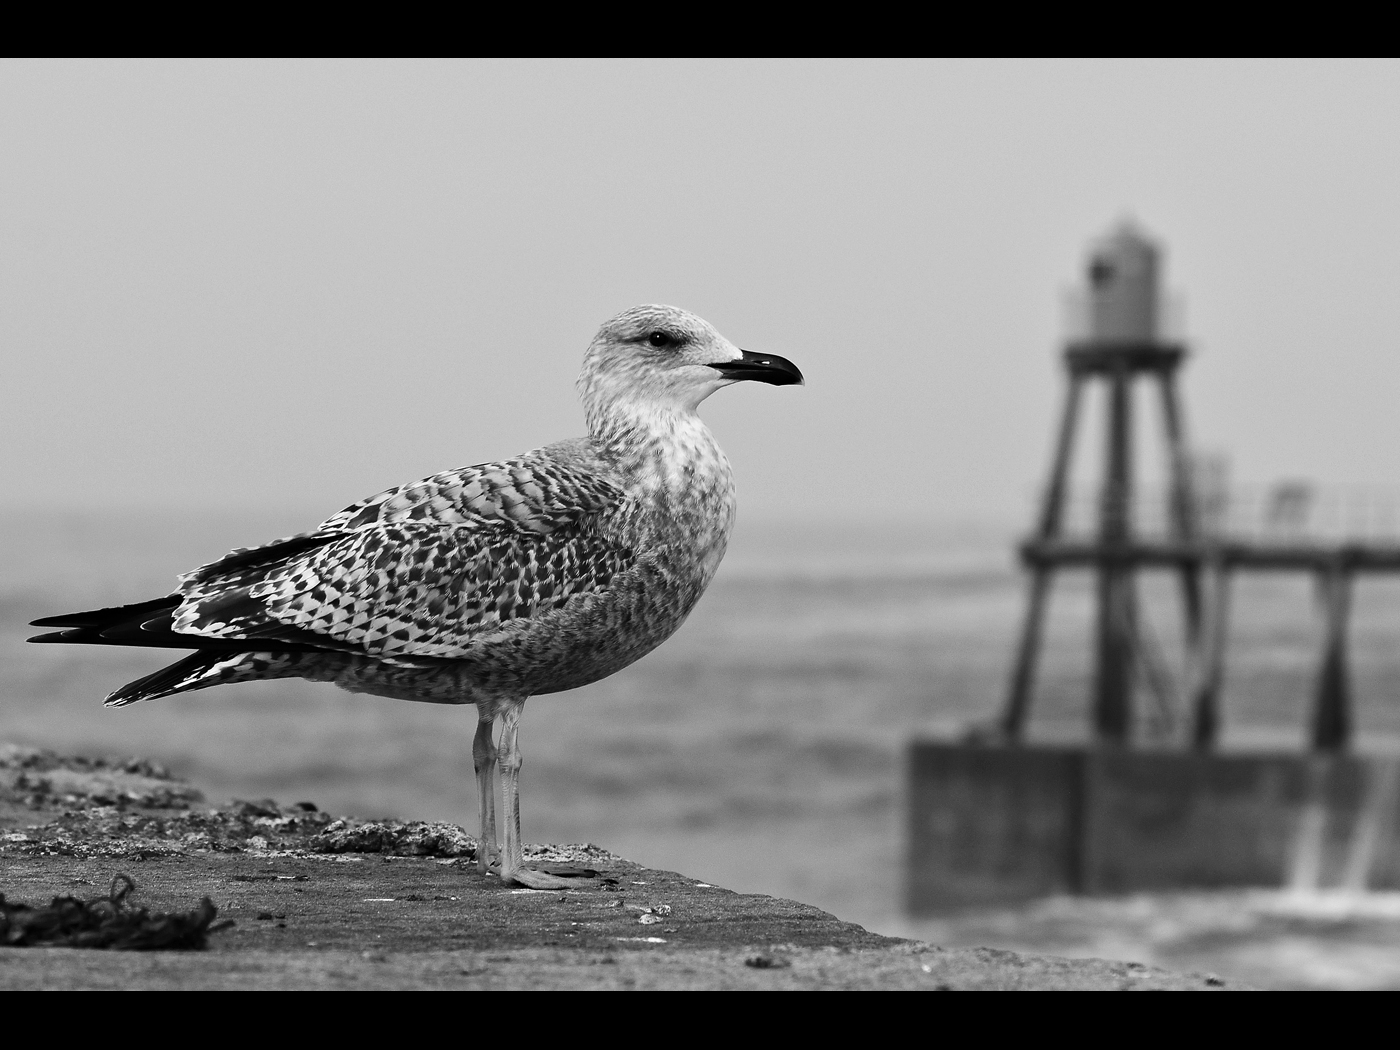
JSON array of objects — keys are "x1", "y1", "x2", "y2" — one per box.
[{"x1": 711, "y1": 350, "x2": 804, "y2": 387}]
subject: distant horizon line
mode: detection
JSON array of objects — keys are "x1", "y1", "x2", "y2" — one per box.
[{"x1": 0, "y1": 502, "x2": 1028, "y2": 529}]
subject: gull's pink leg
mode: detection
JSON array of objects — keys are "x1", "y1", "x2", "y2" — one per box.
[
  {"x1": 472, "y1": 708, "x2": 498, "y2": 876},
  {"x1": 498, "y1": 700, "x2": 575, "y2": 889}
]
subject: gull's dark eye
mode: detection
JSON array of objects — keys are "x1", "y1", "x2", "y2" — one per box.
[{"x1": 648, "y1": 331, "x2": 674, "y2": 349}]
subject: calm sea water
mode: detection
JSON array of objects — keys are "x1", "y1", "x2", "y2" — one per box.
[{"x1": 6, "y1": 509, "x2": 1400, "y2": 988}]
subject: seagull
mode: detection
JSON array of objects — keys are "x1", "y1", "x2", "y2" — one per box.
[{"x1": 29, "y1": 305, "x2": 803, "y2": 889}]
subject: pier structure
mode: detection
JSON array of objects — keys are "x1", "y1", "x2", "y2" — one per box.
[
  {"x1": 998, "y1": 223, "x2": 1400, "y2": 752},
  {"x1": 906, "y1": 224, "x2": 1400, "y2": 912}
]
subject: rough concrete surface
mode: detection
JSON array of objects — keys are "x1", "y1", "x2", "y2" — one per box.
[{"x1": 0, "y1": 744, "x2": 1237, "y2": 989}]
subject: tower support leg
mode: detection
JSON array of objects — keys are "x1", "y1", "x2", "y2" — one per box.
[
  {"x1": 1095, "y1": 563, "x2": 1135, "y2": 742},
  {"x1": 1156, "y1": 367, "x2": 1208, "y2": 743},
  {"x1": 997, "y1": 371, "x2": 1085, "y2": 738},
  {"x1": 1002, "y1": 567, "x2": 1053, "y2": 740},
  {"x1": 1312, "y1": 565, "x2": 1354, "y2": 752},
  {"x1": 1095, "y1": 366, "x2": 1135, "y2": 742},
  {"x1": 1190, "y1": 557, "x2": 1230, "y2": 749}
]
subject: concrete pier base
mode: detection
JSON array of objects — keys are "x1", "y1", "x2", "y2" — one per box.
[{"x1": 907, "y1": 741, "x2": 1400, "y2": 913}]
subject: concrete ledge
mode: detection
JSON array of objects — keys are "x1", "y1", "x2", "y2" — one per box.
[
  {"x1": 2, "y1": 744, "x2": 1234, "y2": 989},
  {"x1": 0, "y1": 942, "x2": 1225, "y2": 991}
]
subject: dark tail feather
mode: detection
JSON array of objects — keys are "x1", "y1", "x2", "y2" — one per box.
[
  {"x1": 32, "y1": 592, "x2": 345, "y2": 707},
  {"x1": 28, "y1": 596, "x2": 322, "y2": 653},
  {"x1": 31, "y1": 533, "x2": 341, "y2": 651},
  {"x1": 30, "y1": 596, "x2": 180, "y2": 631},
  {"x1": 104, "y1": 651, "x2": 230, "y2": 707},
  {"x1": 103, "y1": 649, "x2": 329, "y2": 707}
]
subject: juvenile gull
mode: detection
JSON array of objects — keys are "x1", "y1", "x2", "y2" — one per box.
[{"x1": 30, "y1": 305, "x2": 803, "y2": 888}]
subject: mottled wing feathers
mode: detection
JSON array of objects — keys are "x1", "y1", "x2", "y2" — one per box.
[
  {"x1": 318, "y1": 456, "x2": 620, "y2": 535},
  {"x1": 312, "y1": 522, "x2": 627, "y2": 656},
  {"x1": 170, "y1": 455, "x2": 635, "y2": 659}
]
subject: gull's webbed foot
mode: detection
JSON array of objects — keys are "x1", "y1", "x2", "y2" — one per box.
[{"x1": 503, "y1": 866, "x2": 585, "y2": 890}]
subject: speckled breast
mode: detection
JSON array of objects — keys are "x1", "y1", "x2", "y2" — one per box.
[{"x1": 455, "y1": 437, "x2": 737, "y2": 697}]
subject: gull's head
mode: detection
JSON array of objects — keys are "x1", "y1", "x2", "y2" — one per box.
[{"x1": 578, "y1": 304, "x2": 803, "y2": 425}]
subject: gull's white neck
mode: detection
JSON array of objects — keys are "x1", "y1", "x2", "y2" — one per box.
[
  {"x1": 589, "y1": 401, "x2": 730, "y2": 493},
  {"x1": 588, "y1": 399, "x2": 737, "y2": 580}
]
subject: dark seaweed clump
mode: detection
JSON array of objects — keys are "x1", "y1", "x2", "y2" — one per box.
[{"x1": 0, "y1": 874, "x2": 232, "y2": 950}]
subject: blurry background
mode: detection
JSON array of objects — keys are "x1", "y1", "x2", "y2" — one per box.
[{"x1": 5, "y1": 59, "x2": 1400, "y2": 988}]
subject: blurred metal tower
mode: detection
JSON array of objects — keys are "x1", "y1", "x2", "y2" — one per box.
[
  {"x1": 1000, "y1": 223, "x2": 1205, "y2": 744},
  {"x1": 910, "y1": 224, "x2": 1400, "y2": 913}
]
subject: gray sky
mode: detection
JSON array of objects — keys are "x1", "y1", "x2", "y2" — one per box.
[{"x1": 4, "y1": 59, "x2": 1400, "y2": 527}]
